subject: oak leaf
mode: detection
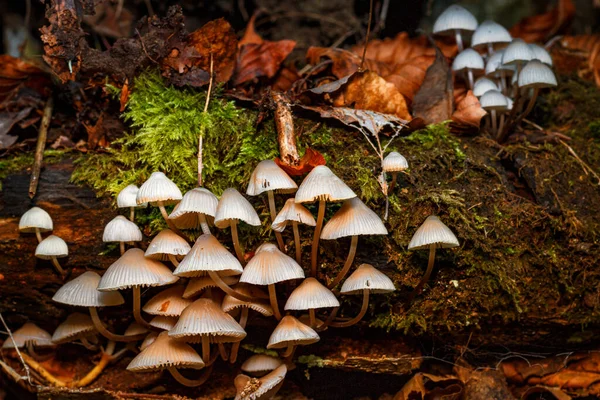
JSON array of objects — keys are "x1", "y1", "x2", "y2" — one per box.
[{"x1": 510, "y1": 0, "x2": 575, "y2": 43}]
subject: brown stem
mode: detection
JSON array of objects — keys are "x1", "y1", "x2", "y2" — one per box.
[
  {"x1": 229, "y1": 308, "x2": 248, "y2": 364},
  {"x1": 409, "y1": 246, "x2": 437, "y2": 301},
  {"x1": 309, "y1": 309, "x2": 317, "y2": 329},
  {"x1": 201, "y1": 336, "x2": 211, "y2": 365},
  {"x1": 218, "y1": 343, "x2": 228, "y2": 361},
  {"x1": 388, "y1": 172, "x2": 398, "y2": 193},
  {"x1": 129, "y1": 207, "x2": 135, "y2": 222},
  {"x1": 517, "y1": 89, "x2": 540, "y2": 124},
  {"x1": 80, "y1": 337, "x2": 99, "y2": 351},
  {"x1": 491, "y1": 109, "x2": 497, "y2": 135},
  {"x1": 281, "y1": 343, "x2": 295, "y2": 358},
  {"x1": 317, "y1": 306, "x2": 339, "y2": 331},
  {"x1": 71, "y1": 341, "x2": 115, "y2": 387},
  {"x1": 51, "y1": 257, "x2": 66, "y2": 278},
  {"x1": 35, "y1": 228, "x2": 42, "y2": 244},
  {"x1": 167, "y1": 365, "x2": 212, "y2": 387},
  {"x1": 329, "y1": 290, "x2": 370, "y2": 328},
  {"x1": 359, "y1": 0, "x2": 374, "y2": 71},
  {"x1": 157, "y1": 201, "x2": 186, "y2": 238},
  {"x1": 292, "y1": 221, "x2": 301, "y2": 264},
  {"x1": 89, "y1": 308, "x2": 144, "y2": 342},
  {"x1": 311, "y1": 200, "x2": 326, "y2": 277},
  {"x1": 20, "y1": 352, "x2": 66, "y2": 387},
  {"x1": 119, "y1": 242, "x2": 125, "y2": 256},
  {"x1": 167, "y1": 254, "x2": 180, "y2": 267},
  {"x1": 198, "y1": 213, "x2": 210, "y2": 235},
  {"x1": 230, "y1": 221, "x2": 245, "y2": 265},
  {"x1": 26, "y1": 342, "x2": 53, "y2": 362},
  {"x1": 454, "y1": 30, "x2": 464, "y2": 52},
  {"x1": 133, "y1": 286, "x2": 152, "y2": 329},
  {"x1": 208, "y1": 271, "x2": 261, "y2": 302},
  {"x1": 268, "y1": 191, "x2": 285, "y2": 250},
  {"x1": 268, "y1": 284, "x2": 282, "y2": 320},
  {"x1": 29, "y1": 95, "x2": 53, "y2": 199},
  {"x1": 327, "y1": 235, "x2": 358, "y2": 289}
]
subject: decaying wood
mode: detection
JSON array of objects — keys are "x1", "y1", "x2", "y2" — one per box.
[{"x1": 271, "y1": 92, "x2": 300, "y2": 166}]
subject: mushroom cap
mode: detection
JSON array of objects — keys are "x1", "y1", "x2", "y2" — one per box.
[
  {"x1": 117, "y1": 185, "x2": 147, "y2": 208},
  {"x1": 169, "y1": 299, "x2": 247, "y2": 343},
  {"x1": 284, "y1": 277, "x2": 340, "y2": 310},
  {"x1": 52, "y1": 313, "x2": 97, "y2": 344},
  {"x1": 505, "y1": 96, "x2": 514, "y2": 111},
  {"x1": 452, "y1": 48, "x2": 484, "y2": 71},
  {"x1": 241, "y1": 354, "x2": 284, "y2": 376},
  {"x1": 52, "y1": 271, "x2": 125, "y2": 307},
  {"x1": 473, "y1": 77, "x2": 499, "y2": 97},
  {"x1": 382, "y1": 151, "x2": 409, "y2": 173},
  {"x1": 19, "y1": 207, "x2": 53, "y2": 233},
  {"x1": 145, "y1": 229, "x2": 191, "y2": 260},
  {"x1": 35, "y1": 235, "x2": 68, "y2": 259},
  {"x1": 173, "y1": 234, "x2": 243, "y2": 278},
  {"x1": 246, "y1": 160, "x2": 298, "y2": 196},
  {"x1": 221, "y1": 284, "x2": 273, "y2": 316},
  {"x1": 239, "y1": 243, "x2": 305, "y2": 285},
  {"x1": 124, "y1": 322, "x2": 149, "y2": 337},
  {"x1": 102, "y1": 215, "x2": 143, "y2": 243},
  {"x1": 471, "y1": 20, "x2": 512, "y2": 47},
  {"x1": 479, "y1": 90, "x2": 508, "y2": 111},
  {"x1": 502, "y1": 38, "x2": 534, "y2": 66},
  {"x1": 529, "y1": 43, "x2": 553, "y2": 66},
  {"x1": 408, "y1": 215, "x2": 459, "y2": 250},
  {"x1": 267, "y1": 315, "x2": 319, "y2": 349},
  {"x1": 484, "y1": 50, "x2": 504, "y2": 77},
  {"x1": 98, "y1": 248, "x2": 178, "y2": 291},
  {"x1": 168, "y1": 188, "x2": 219, "y2": 229},
  {"x1": 214, "y1": 188, "x2": 261, "y2": 228},
  {"x1": 517, "y1": 60, "x2": 557, "y2": 89},
  {"x1": 320, "y1": 197, "x2": 387, "y2": 239},
  {"x1": 183, "y1": 275, "x2": 239, "y2": 299},
  {"x1": 235, "y1": 364, "x2": 287, "y2": 400},
  {"x1": 143, "y1": 285, "x2": 192, "y2": 317},
  {"x1": 295, "y1": 165, "x2": 356, "y2": 203},
  {"x1": 140, "y1": 332, "x2": 159, "y2": 351},
  {"x1": 136, "y1": 172, "x2": 182, "y2": 206},
  {"x1": 2, "y1": 322, "x2": 54, "y2": 349},
  {"x1": 149, "y1": 315, "x2": 178, "y2": 331},
  {"x1": 432, "y1": 5, "x2": 478, "y2": 34},
  {"x1": 340, "y1": 264, "x2": 396, "y2": 294},
  {"x1": 271, "y1": 199, "x2": 316, "y2": 232},
  {"x1": 127, "y1": 332, "x2": 205, "y2": 372}
]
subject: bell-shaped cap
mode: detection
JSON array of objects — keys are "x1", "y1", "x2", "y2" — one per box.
[
  {"x1": 320, "y1": 197, "x2": 387, "y2": 239},
  {"x1": 529, "y1": 44, "x2": 553, "y2": 66},
  {"x1": 183, "y1": 275, "x2": 238, "y2": 299},
  {"x1": 140, "y1": 332, "x2": 158, "y2": 351},
  {"x1": 432, "y1": 5, "x2": 478, "y2": 34},
  {"x1": 222, "y1": 284, "x2": 273, "y2": 316},
  {"x1": 98, "y1": 248, "x2": 178, "y2": 291},
  {"x1": 124, "y1": 322, "x2": 149, "y2": 337},
  {"x1": 502, "y1": 38, "x2": 534, "y2": 66},
  {"x1": 35, "y1": 235, "x2": 68, "y2": 259},
  {"x1": 517, "y1": 60, "x2": 557, "y2": 89},
  {"x1": 103, "y1": 216, "x2": 143, "y2": 243},
  {"x1": 2, "y1": 322, "x2": 54, "y2": 349},
  {"x1": 214, "y1": 188, "x2": 261, "y2": 228},
  {"x1": 239, "y1": 243, "x2": 304, "y2": 285},
  {"x1": 19, "y1": 207, "x2": 53, "y2": 233},
  {"x1": 408, "y1": 215, "x2": 459, "y2": 250},
  {"x1": 479, "y1": 90, "x2": 508, "y2": 111},
  {"x1": 149, "y1": 315, "x2": 178, "y2": 331},
  {"x1": 235, "y1": 364, "x2": 287, "y2": 400},
  {"x1": 485, "y1": 51, "x2": 504, "y2": 77},
  {"x1": 241, "y1": 354, "x2": 284, "y2": 376},
  {"x1": 117, "y1": 185, "x2": 147, "y2": 208},
  {"x1": 145, "y1": 229, "x2": 191, "y2": 260},
  {"x1": 452, "y1": 48, "x2": 484, "y2": 71},
  {"x1": 136, "y1": 172, "x2": 182, "y2": 206},
  {"x1": 271, "y1": 199, "x2": 316, "y2": 232},
  {"x1": 284, "y1": 278, "x2": 340, "y2": 310},
  {"x1": 267, "y1": 316, "x2": 319, "y2": 349},
  {"x1": 246, "y1": 160, "x2": 298, "y2": 196},
  {"x1": 471, "y1": 20, "x2": 512, "y2": 48},
  {"x1": 143, "y1": 285, "x2": 192, "y2": 317},
  {"x1": 173, "y1": 234, "x2": 243, "y2": 278},
  {"x1": 169, "y1": 299, "x2": 247, "y2": 343},
  {"x1": 52, "y1": 271, "x2": 125, "y2": 307},
  {"x1": 382, "y1": 152, "x2": 409, "y2": 173},
  {"x1": 473, "y1": 77, "x2": 499, "y2": 97},
  {"x1": 295, "y1": 166, "x2": 356, "y2": 203},
  {"x1": 127, "y1": 332, "x2": 205, "y2": 372},
  {"x1": 52, "y1": 313, "x2": 97, "y2": 344},
  {"x1": 168, "y1": 188, "x2": 219, "y2": 229},
  {"x1": 340, "y1": 264, "x2": 396, "y2": 294}
]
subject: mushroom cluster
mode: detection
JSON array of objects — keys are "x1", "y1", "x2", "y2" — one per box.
[{"x1": 435, "y1": 5, "x2": 557, "y2": 140}]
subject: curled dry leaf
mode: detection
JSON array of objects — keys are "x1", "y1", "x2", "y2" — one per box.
[
  {"x1": 393, "y1": 373, "x2": 462, "y2": 400},
  {"x1": 552, "y1": 35, "x2": 600, "y2": 87},
  {"x1": 510, "y1": 0, "x2": 575, "y2": 43},
  {"x1": 119, "y1": 79, "x2": 130, "y2": 113},
  {"x1": 412, "y1": 46, "x2": 453, "y2": 125},
  {"x1": 0, "y1": 55, "x2": 50, "y2": 102},
  {"x1": 275, "y1": 148, "x2": 326, "y2": 176},
  {"x1": 450, "y1": 90, "x2": 487, "y2": 134},
  {"x1": 0, "y1": 107, "x2": 33, "y2": 149},
  {"x1": 521, "y1": 386, "x2": 572, "y2": 400}
]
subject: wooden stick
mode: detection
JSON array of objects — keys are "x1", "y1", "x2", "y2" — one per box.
[{"x1": 29, "y1": 96, "x2": 54, "y2": 199}]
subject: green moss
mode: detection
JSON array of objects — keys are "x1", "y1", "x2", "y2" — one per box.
[{"x1": 0, "y1": 150, "x2": 68, "y2": 190}]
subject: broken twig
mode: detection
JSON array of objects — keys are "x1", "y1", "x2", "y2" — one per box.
[{"x1": 29, "y1": 95, "x2": 54, "y2": 199}]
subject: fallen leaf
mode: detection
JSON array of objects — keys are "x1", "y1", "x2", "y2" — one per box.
[
  {"x1": 393, "y1": 373, "x2": 462, "y2": 400},
  {"x1": 0, "y1": 107, "x2": 33, "y2": 149},
  {"x1": 0, "y1": 55, "x2": 50, "y2": 102},
  {"x1": 238, "y1": 13, "x2": 263, "y2": 47},
  {"x1": 552, "y1": 35, "x2": 600, "y2": 87},
  {"x1": 233, "y1": 40, "x2": 296, "y2": 86},
  {"x1": 119, "y1": 79, "x2": 130, "y2": 113},
  {"x1": 275, "y1": 148, "x2": 326, "y2": 176},
  {"x1": 450, "y1": 90, "x2": 487, "y2": 134},
  {"x1": 51, "y1": 135, "x2": 75, "y2": 149},
  {"x1": 412, "y1": 45, "x2": 453, "y2": 124},
  {"x1": 272, "y1": 66, "x2": 301, "y2": 92},
  {"x1": 521, "y1": 386, "x2": 572, "y2": 400},
  {"x1": 83, "y1": 113, "x2": 109, "y2": 149},
  {"x1": 510, "y1": 0, "x2": 575, "y2": 43}
]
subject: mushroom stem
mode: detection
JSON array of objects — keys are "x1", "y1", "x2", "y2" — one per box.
[
  {"x1": 167, "y1": 254, "x2": 180, "y2": 267},
  {"x1": 201, "y1": 336, "x2": 211, "y2": 365},
  {"x1": 119, "y1": 242, "x2": 125, "y2": 256},
  {"x1": 26, "y1": 342, "x2": 53, "y2": 361},
  {"x1": 80, "y1": 337, "x2": 99, "y2": 351},
  {"x1": 229, "y1": 308, "x2": 248, "y2": 364},
  {"x1": 500, "y1": 71, "x2": 507, "y2": 95},
  {"x1": 88, "y1": 308, "x2": 145, "y2": 342},
  {"x1": 35, "y1": 227, "x2": 43, "y2": 243},
  {"x1": 329, "y1": 290, "x2": 370, "y2": 328},
  {"x1": 498, "y1": 114, "x2": 506, "y2": 135},
  {"x1": 267, "y1": 191, "x2": 285, "y2": 250},
  {"x1": 167, "y1": 365, "x2": 213, "y2": 387},
  {"x1": 466, "y1": 69, "x2": 474, "y2": 90},
  {"x1": 157, "y1": 201, "x2": 186, "y2": 238},
  {"x1": 218, "y1": 343, "x2": 228, "y2": 361},
  {"x1": 454, "y1": 30, "x2": 464, "y2": 52},
  {"x1": 292, "y1": 221, "x2": 301, "y2": 264},
  {"x1": 309, "y1": 309, "x2": 317, "y2": 329},
  {"x1": 129, "y1": 207, "x2": 135, "y2": 222},
  {"x1": 110, "y1": 342, "x2": 138, "y2": 360},
  {"x1": 132, "y1": 286, "x2": 152, "y2": 329},
  {"x1": 409, "y1": 245, "x2": 437, "y2": 300},
  {"x1": 230, "y1": 221, "x2": 245, "y2": 265},
  {"x1": 268, "y1": 284, "x2": 282, "y2": 320},
  {"x1": 388, "y1": 172, "x2": 398, "y2": 193},
  {"x1": 317, "y1": 306, "x2": 339, "y2": 331},
  {"x1": 327, "y1": 235, "x2": 359, "y2": 289},
  {"x1": 281, "y1": 343, "x2": 295, "y2": 358},
  {"x1": 198, "y1": 214, "x2": 211, "y2": 235},
  {"x1": 50, "y1": 257, "x2": 66, "y2": 277},
  {"x1": 20, "y1": 352, "x2": 66, "y2": 387},
  {"x1": 487, "y1": 42, "x2": 494, "y2": 56},
  {"x1": 491, "y1": 109, "x2": 497, "y2": 135},
  {"x1": 208, "y1": 271, "x2": 264, "y2": 302},
  {"x1": 518, "y1": 88, "x2": 540, "y2": 122},
  {"x1": 311, "y1": 199, "x2": 326, "y2": 277},
  {"x1": 71, "y1": 341, "x2": 116, "y2": 388}
]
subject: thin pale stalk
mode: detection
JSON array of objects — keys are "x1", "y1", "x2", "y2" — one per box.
[
  {"x1": 119, "y1": 242, "x2": 125, "y2": 256},
  {"x1": 267, "y1": 191, "x2": 285, "y2": 250},
  {"x1": 168, "y1": 365, "x2": 212, "y2": 387},
  {"x1": 198, "y1": 213, "x2": 210, "y2": 235},
  {"x1": 467, "y1": 69, "x2": 474, "y2": 89},
  {"x1": 491, "y1": 109, "x2": 497, "y2": 135},
  {"x1": 26, "y1": 342, "x2": 53, "y2": 361},
  {"x1": 80, "y1": 337, "x2": 98, "y2": 351},
  {"x1": 71, "y1": 341, "x2": 115, "y2": 387},
  {"x1": 317, "y1": 306, "x2": 339, "y2": 331},
  {"x1": 202, "y1": 336, "x2": 211, "y2": 365},
  {"x1": 133, "y1": 286, "x2": 152, "y2": 329},
  {"x1": 218, "y1": 343, "x2": 228, "y2": 361},
  {"x1": 281, "y1": 343, "x2": 295, "y2": 358},
  {"x1": 230, "y1": 222, "x2": 245, "y2": 264},
  {"x1": 208, "y1": 271, "x2": 262, "y2": 302},
  {"x1": 89, "y1": 308, "x2": 144, "y2": 342},
  {"x1": 268, "y1": 284, "x2": 282, "y2": 320},
  {"x1": 409, "y1": 246, "x2": 437, "y2": 301},
  {"x1": 20, "y1": 352, "x2": 66, "y2": 387},
  {"x1": 35, "y1": 228, "x2": 42, "y2": 243},
  {"x1": 167, "y1": 254, "x2": 180, "y2": 267},
  {"x1": 309, "y1": 309, "x2": 317, "y2": 329},
  {"x1": 327, "y1": 236, "x2": 358, "y2": 289},
  {"x1": 157, "y1": 201, "x2": 186, "y2": 238},
  {"x1": 50, "y1": 257, "x2": 66, "y2": 277},
  {"x1": 519, "y1": 88, "x2": 540, "y2": 122},
  {"x1": 292, "y1": 221, "x2": 301, "y2": 264},
  {"x1": 129, "y1": 207, "x2": 135, "y2": 222},
  {"x1": 229, "y1": 308, "x2": 248, "y2": 364},
  {"x1": 454, "y1": 30, "x2": 464, "y2": 52},
  {"x1": 329, "y1": 290, "x2": 370, "y2": 328},
  {"x1": 311, "y1": 200, "x2": 326, "y2": 277}
]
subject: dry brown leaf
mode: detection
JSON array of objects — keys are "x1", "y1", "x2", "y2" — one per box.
[
  {"x1": 275, "y1": 148, "x2": 326, "y2": 176},
  {"x1": 119, "y1": 79, "x2": 130, "y2": 113},
  {"x1": 238, "y1": 13, "x2": 263, "y2": 47},
  {"x1": 0, "y1": 55, "x2": 50, "y2": 102},
  {"x1": 510, "y1": 0, "x2": 575, "y2": 43},
  {"x1": 233, "y1": 40, "x2": 296, "y2": 86},
  {"x1": 521, "y1": 386, "x2": 572, "y2": 400},
  {"x1": 187, "y1": 18, "x2": 238, "y2": 83},
  {"x1": 412, "y1": 46, "x2": 453, "y2": 124},
  {"x1": 393, "y1": 373, "x2": 462, "y2": 400},
  {"x1": 552, "y1": 35, "x2": 600, "y2": 87},
  {"x1": 450, "y1": 90, "x2": 487, "y2": 134}
]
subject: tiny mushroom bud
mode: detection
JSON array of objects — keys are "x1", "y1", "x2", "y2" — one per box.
[
  {"x1": 471, "y1": 20, "x2": 512, "y2": 55},
  {"x1": 168, "y1": 188, "x2": 218, "y2": 234},
  {"x1": 117, "y1": 184, "x2": 147, "y2": 222},
  {"x1": 145, "y1": 229, "x2": 191, "y2": 267},
  {"x1": 432, "y1": 4, "x2": 478, "y2": 52},
  {"x1": 234, "y1": 364, "x2": 287, "y2": 400},
  {"x1": 19, "y1": 206, "x2": 53, "y2": 243},
  {"x1": 267, "y1": 315, "x2": 319, "y2": 361},
  {"x1": 2, "y1": 322, "x2": 54, "y2": 360},
  {"x1": 529, "y1": 43, "x2": 553, "y2": 66},
  {"x1": 35, "y1": 235, "x2": 68, "y2": 277},
  {"x1": 137, "y1": 172, "x2": 184, "y2": 236},
  {"x1": 284, "y1": 277, "x2": 340, "y2": 329},
  {"x1": 271, "y1": 198, "x2": 316, "y2": 264},
  {"x1": 52, "y1": 313, "x2": 98, "y2": 350},
  {"x1": 452, "y1": 48, "x2": 484, "y2": 89},
  {"x1": 382, "y1": 151, "x2": 409, "y2": 193},
  {"x1": 241, "y1": 354, "x2": 284, "y2": 377},
  {"x1": 103, "y1": 215, "x2": 143, "y2": 255}
]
